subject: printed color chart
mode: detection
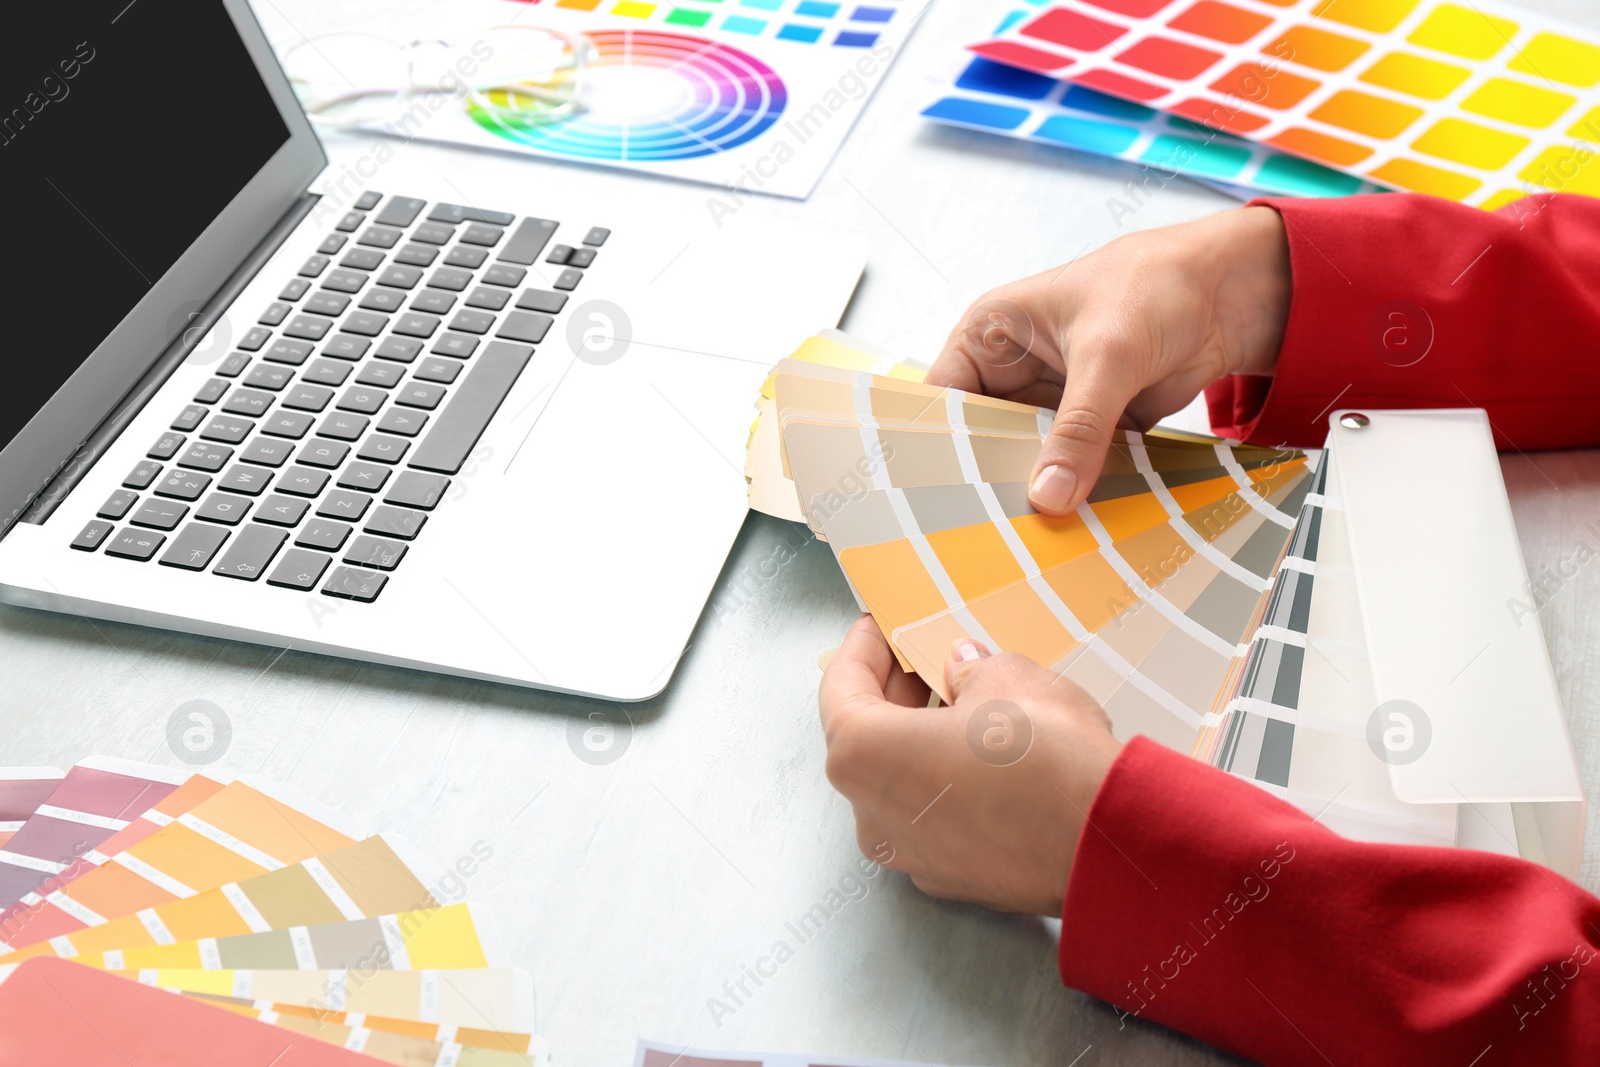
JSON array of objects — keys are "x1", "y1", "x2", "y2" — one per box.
[
  {"x1": 973, "y1": 0, "x2": 1600, "y2": 207},
  {"x1": 511, "y1": 0, "x2": 906, "y2": 51}
]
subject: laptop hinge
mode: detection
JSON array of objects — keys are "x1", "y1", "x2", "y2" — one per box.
[{"x1": 18, "y1": 193, "x2": 321, "y2": 526}]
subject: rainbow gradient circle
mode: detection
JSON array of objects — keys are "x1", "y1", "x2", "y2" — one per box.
[{"x1": 466, "y1": 29, "x2": 787, "y2": 161}]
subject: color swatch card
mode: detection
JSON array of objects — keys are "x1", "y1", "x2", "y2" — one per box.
[
  {"x1": 344, "y1": 0, "x2": 919, "y2": 199},
  {"x1": 971, "y1": 0, "x2": 1600, "y2": 206},
  {"x1": 0, "y1": 770, "x2": 61, "y2": 851}
]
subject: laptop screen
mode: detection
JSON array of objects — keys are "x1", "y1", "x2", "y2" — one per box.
[{"x1": 1, "y1": 1, "x2": 291, "y2": 457}]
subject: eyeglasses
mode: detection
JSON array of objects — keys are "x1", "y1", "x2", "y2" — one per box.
[{"x1": 283, "y1": 25, "x2": 593, "y2": 130}]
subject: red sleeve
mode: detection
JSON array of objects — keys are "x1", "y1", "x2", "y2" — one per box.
[
  {"x1": 1060, "y1": 737, "x2": 1600, "y2": 1064},
  {"x1": 1205, "y1": 192, "x2": 1600, "y2": 449}
]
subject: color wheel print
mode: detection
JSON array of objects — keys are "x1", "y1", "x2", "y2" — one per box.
[{"x1": 467, "y1": 29, "x2": 787, "y2": 161}]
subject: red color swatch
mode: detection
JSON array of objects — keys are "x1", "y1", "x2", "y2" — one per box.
[
  {"x1": 970, "y1": 40, "x2": 1076, "y2": 73},
  {"x1": 1169, "y1": 1, "x2": 1274, "y2": 44},
  {"x1": 1021, "y1": 8, "x2": 1127, "y2": 51},
  {"x1": 1073, "y1": 68, "x2": 1170, "y2": 102},
  {"x1": 1116, "y1": 36, "x2": 1224, "y2": 79}
]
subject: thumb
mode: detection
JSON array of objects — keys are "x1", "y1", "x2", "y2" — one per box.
[
  {"x1": 945, "y1": 637, "x2": 991, "y2": 698},
  {"x1": 1029, "y1": 356, "x2": 1136, "y2": 516}
]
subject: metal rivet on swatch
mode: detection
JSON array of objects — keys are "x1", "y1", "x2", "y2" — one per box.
[{"x1": 1339, "y1": 412, "x2": 1370, "y2": 430}]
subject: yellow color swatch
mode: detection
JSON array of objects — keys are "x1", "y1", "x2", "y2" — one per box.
[
  {"x1": 1406, "y1": 4, "x2": 1516, "y2": 60},
  {"x1": 1311, "y1": 89, "x2": 1425, "y2": 139},
  {"x1": 1508, "y1": 33, "x2": 1600, "y2": 89},
  {"x1": 612, "y1": 0, "x2": 656, "y2": 15},
  {"x1": 1009, "y1": 513, "x2": 1099, "y2": 571},
  {"x1": 1519, "y1": 146, "x2": 1600, "y2": 196},
  {"x1": 1567, "y1": 105, "x2": 1600, "y2": 140},
  {"x1": 1371, "y1": 157, "x2": 1484, "y2": 199},
  {"x1": 1267, "y1": 26, "x2": 1368, "y2": 72},
  {"x1": 1460, "y1": 78, "x2": 1576, "y2": 128},
  {"x1": 1413, "y1": 118, "x2": 1530, "y2": 169},
  {"x1": 1359, "y1": 52, "x2": 1470, "y2": 100},
  {"x1": 839, "y1": 539, "x2": 950, "y2": 626},
  {"x1": 926, "y1": 523, "x2": 1025, "y2": 602},
  {"x1": 1310, "y1": 0, "x2": 1419, "y2": 34}
]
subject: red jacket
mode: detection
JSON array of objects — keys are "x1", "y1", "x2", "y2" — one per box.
[{"x1": 1062, "y1": 193, "x2": 1600, "y2": 1065}]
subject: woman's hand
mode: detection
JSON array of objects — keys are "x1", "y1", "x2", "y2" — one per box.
[
  {"x1": 928, "y1": 206, "x2": 1291, "y2": 515},
  {"x1": 819, "y1": 616, "x2": 1123, "y2": 916}
]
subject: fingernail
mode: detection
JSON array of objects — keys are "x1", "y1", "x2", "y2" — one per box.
[
  {"x1": 952, "y1": 638, "x2": 988, "y2": 663},
  {"x1": 1030, "y1": 464, "x2": 1078, "y2": 513}
]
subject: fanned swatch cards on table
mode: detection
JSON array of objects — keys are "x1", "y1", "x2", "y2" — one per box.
[
  {"x1": 0, "y1": 757, "x2": 544, "y2": 1067},
  {"x1": 968, "y1": 0, "x2": 1600, "y2": 207}
]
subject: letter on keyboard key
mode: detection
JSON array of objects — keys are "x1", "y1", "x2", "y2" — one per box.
[
  {"x1": 218, "y1": 464, "x2": 273, "y2": 496},
  {"x1": 159, "y1": 523, "x2": 230, "y2": 570},
  {"x1": 297, "y1": 438, "x2": 351, "y2": 469},
  {"x1": 317, "y1": 490, "x2": 371, "y2": 522},
  {"x1": 276, "y1": 466, "x2": 331, "y2": 498},
  {"x1": 345, "y1": 535, "x2": 407, "y2": 571},
  {"x1": 196, "y1": 493, "x2": 250, "y2": 525},
  {"x1": 385, "y1": 470, "x2": 451, "y2": 510},
  {"x1": 106, "y1": 527, "x2": 166, "y2": 561},
  {"x1": 322, "y1": 566, "x2": 388, "y2": 602},
  {"x1": 267, "y1": 548, "x2": 333, "y2": 590},
  {"x1": 364, "y1": 505, "x2": 427, "y2": 540},
  {"x1": 212, "y1": 523, "x2": 287, "y2": 581},
  {"x1": 254, "y1": 495, "x2": 309, "y2": 527},
  {"x1": 240, "y1": 437, "x2": 294, "y2": 469},
  {"x1": 337, "y1": 461, "x2": 391, "y2": 491},
  {"x1": 408, "y1": 341, "x2": 532, "y2": 474}
]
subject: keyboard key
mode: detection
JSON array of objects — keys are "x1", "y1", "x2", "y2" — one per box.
[
  {"x1": 337, "y1": 387, "x2": 388, "y2": 415},
  {"x1": 322, "y1": 269, "x2": 368, "y2": 294},
  {"x1": 98, "y1": 489, "x2": 139, "y2": 520},
  {"x1": 302, "y1": 359, "x2": 352, "y2": 387},
  {"x1": 221, "y1": 389, "x2": 273, "y2": 418},
  {"x1": 443, "y1": 246, "x2": 488, "y2": 269},
  {"x1": 283, "y1": 384, "x2": 335, "y2": 412},
  {"x1": 154, "y1": 470, "x2": 211, "y2": 501},
  {"x1": 195, "y1": 493, "x2": 251, "y2": 525},
  {"x1": 299, "y1": 254, "x2": 330, "y2": 277},
  {"x1": 200, "y1": 415, "x2": 254, "y2": 444},
  {"x1": 358, "y1": 287, "x2": 406, "y2": 313},
  {"x1": 583, "y1": 226, "x2": 610, "y2": 246},
  {"x1": 498, "y1": 217, "x2": 558, "y2": 265},
  {"x1": 484, "y1": 264, "x2": 527, "y2": 288},
  {"x1": 374, "y1": 196, "x2": 427, "y2": 227},
  {"x1": 243, "y1": 364, "x2": 292, "y2": 391},
  {"x1": 276, "y1": 466, "x2": 331, "y2": 498},
  {"x1": 376, "y1": 265, "x2": 424, "y2": 290},
  {"x1": 217, "y1": 352, "x2": 252, "y2": 378},
  {"x1": 212, "y1": 524, "x2": 286, "y2": 581},
  {"x1": 239, "y1": 326, "x2": 272, "y2": 351},
  {"x1": 322, "y1": 566, "x2": 387, "y2": 602},
  {"x1": 305, "y1": 291, "x2": 351, "y2": 317},
  {"x1": 374, "y1": 337, "x2": 423, "y2": 363},
  {"x1": 358, "y1": 226, "x2": 403, "y2": 249},
  {"x1": 394, "y1": 313, "x2": 440, "y2": 338},
  {"x1": 426, "y1": 267, "x2": 472, "y2": 293},
  {"x1": 449, "y1": 309, "x2": 496, "y2": 335},
  {"x1": 317, "y1": 233, "x2": 347, "y2": 255},
  {"x1": 171, "y1": 405, "x2": 207, "y2": 432},
  {"x1": 159, "y1": 523, "x2": 230, "y2": 570},
  {"x1": 428, "y1": 203, "x2": 515, "y2": 226},
  {"x1": 264, "y1": 338, "x2": 314, "y2": 365},
  {"x1": 283, "y1": 315, "x2": 332, "y2": 341},
  {"x1": 336, "y1": 211, "x2": 366, "y2": 232},
  {"x1": 218, "y1": 463, "x2": 274, "y2": 495},
  {"x1": 497, "y1": 311, "x2": 554, "y2": 345},
  {"x1": 295, "y1": 519, "x2": 351, "y2": 551},
  {"x1": 130, "y1": 499, "x2": 189, "y2": 530},
  {"x1": 515, "y1": 289, "x2": 567, "y2": 314},
  {"x1": 461, "y1": 223, "x2": 503, "y2": 247},
  {"x1": 553, "y1": 269, "x2": 582, "y2": 291},
  {"x1": 106, "y1": 527, "x2": 165, "y2": 561},
  {"x1": 258, "y1": 302, "x2": 291, "y2": 326},
  {"x1": 253, "y1": 494, "x2": 309, "y2": 527},
  {"x1": 413, "y1": 222, "x2": 455, "y2": 245},
  {"x1": 124, "y1": 460, "x2": 163, "y2": 489},
  {"x1": 267, "y1": 548, "x2": 333, "y2": 590},
  {"x1": 408, "y1": 341, "x2": 532, "y2": 474},
  {"x1": 354, "y1": 190, "x2": 383, "y2": 211},
  {"x1": 240, "y1": 437, "x2": 294, "y2": 468},
  {"x1": 546, "y1": 244, "x2": 573, "y2": 265},
  {"x1": 568, "y1": 247, "x2": 597, "y2": 268},
  {"x1": 338, "y1": 461, "x2": 392, "y2": 491},
  {"x1": 357, "y1": 434, "x2": 410, "y2": 464},
  {"x1": 262, "y1": 410, "x2": 315, "y2": 439},
  {"x1": 178, "y1": 442, "x2": 234, "y2": 472},
  {"x1": 465, "y1": 286, "x2": 510, "y2": 311},
  {"x1": 148, "y1": 432, "x2": 186, "y2": 460},
  {"x1": 355, "y1": 361, "x2": 405, "y2": 388},
  {"x1": 394, "y1": 243, "x2": 438, "y2": 267},
  {"x1": 71, "y1": 520, "x2": 114, "y2": 551},
  {"x1": 317, "y1": 490, "x2": 371, "y2": 521},
  {"x1": 323, "y1": 334, "x2": 372, "y2": 361},
  {"x1": 385, "y1": 470, "x2": 451, "y2": 510},
  {"x1": 431, "y1": 333, "x2": 479, "y2": 359},
  {"x1": 297, "y1": 438, "x2": 351, "y2": 469},
  {"x1": 345, "y1": 535, "x2": 407, "y2": 571},
  {"x1": 376, "y1": 407, "x2": 429, "y2": 435},
  {"x1": 318, "y1": 412, "x2": 370, "y2": 441},
  {"x1": 412, "y1": 358, "x2": 459, "y2": 385},
  {"x1": 411, "y1": 289, "x2": 456, "y2": 315},
  {"x1": 365, "y1": 505, "x2": 426, "y2": 540},
  {"x1": 396, "y1": 381, "x2": 447, "y2": 410},
  {"x1": 194, "y1": 378, "x2": 229, "y2": 404},
  {"x1": 279, "y1": 277, "x2": 312, "y2": 301},
  {"x1": 340, "y1": 248, "x2": 386, "y2": 271}
]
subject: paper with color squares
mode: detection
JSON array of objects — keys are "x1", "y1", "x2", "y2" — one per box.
[
  {"x1": 774, "y1": 356, "x2": 1313, "y2": 753},
  {"x1": 972, "y1": 0, "x2": 1600, "y2": 207},
  {"x1": 0, "y1": 769, "x2": 62, "y2": 851},
  {"x1": 355, "y1": 0, "x2": 920, "y2": 200}
]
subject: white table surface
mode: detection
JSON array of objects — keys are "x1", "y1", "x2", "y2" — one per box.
[{"x1": 5, "y1": 0, "x2": 1600, "y2": 1064}]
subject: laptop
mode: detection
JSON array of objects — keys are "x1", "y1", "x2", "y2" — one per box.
[{"x1": 0, "y1": 0, "x2": 865, "y2": 701}]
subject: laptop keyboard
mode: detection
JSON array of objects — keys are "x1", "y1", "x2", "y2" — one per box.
[{"x1": 68, "y1": 192, "x2": 611, "y2": 603}]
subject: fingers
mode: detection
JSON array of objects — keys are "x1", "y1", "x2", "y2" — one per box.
[
  {"x1": 1029, "y1": 349, "x2": 1138, "y2": 515},
  {"x1": 945, "y1": 637, "x2": 991, "y2": 697},
  {"x1": 819, "y1": 615, "x2": 896, "y2": 733}
]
